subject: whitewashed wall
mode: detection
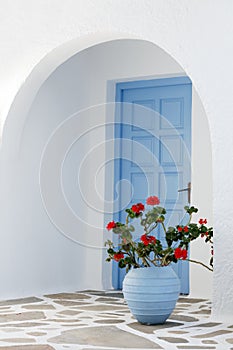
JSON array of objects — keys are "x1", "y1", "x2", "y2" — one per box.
[
  {"x1": 0, "y1": 0, "x2": 232, "y2": 320},
  {"x1": 0, "y1": 38, "x2": 213, "y2": 300}
]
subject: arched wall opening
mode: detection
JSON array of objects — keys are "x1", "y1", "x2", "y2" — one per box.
[{"x1": 0, "y1": 37, "x2": 213, "y2": 303}]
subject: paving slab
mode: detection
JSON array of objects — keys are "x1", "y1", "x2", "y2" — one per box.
[
  {"x1": 27, "y1": 331, "x2": 47, "y2": 336},
  {"x1": 0, "y1": 346, "x2": 55, "y2": 350},
  {"x1": 177, "y1": 346, "x2": 216, "y2": 349},
  {"x1": 0, "y1": 297, "x2": 43, "y2": 306},
  {"x1": 0, "y1": 322, "x2": 48, "y2": 328},
  {"x1": 94, "y1": 319, "x2": 124, "y2": 324},
  {"x1": 169, "y1": 314, "x2": 199, "y2": 322},
  {"x1": 192, "y1": 330, "x2": 232, "y2": 338},
  {"x1": 22, "y1": 305, "x2": 55, "y2": 310},
  {"x1": 0, "y1": 312, "x2": 46, "y2": 323},
  {"x1": 178, "y1": 298, "x2": 207, "y2": 303},
  {"x1": 128, "y1": 321, "x2": 184, "y2": 334},
  {"x1": 0, "y1": 338, "x2": 36, "y2": 343},
  {"x1": 52, "y1": 300, "x2": 89, "y2": 307},
  {"x1": 225, "y1": 337, "x2": 233, "y2": 344},
  {"x1": 44, "y1": 292, "x2": 91, "y2": 300},
  {"x1": 158, "y1": 336, "x2": 189, "y2": 343},
  {"x1": 202, "y1": 339, "x2": 218, "y2": 344},
  {"x1": 185, "y1": 322, "x2": 221, "y2": 328},
  {"x1": 48, "y1": 325, "x2": 163, "y2": 348},
  {"x1": 73, "y1": 304, "x2": 127, "y2": 311}
]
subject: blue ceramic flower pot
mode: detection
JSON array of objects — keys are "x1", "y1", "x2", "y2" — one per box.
[{"x1": 122, "y1": 265, "x2": 180, "y2": 325}]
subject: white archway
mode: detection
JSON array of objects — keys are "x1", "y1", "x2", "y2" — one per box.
[
  {"x1": 0, "y1": 30, "x2": 230, "y2": 321},
  {"x1": 1, "y1": 32, "x2": 140, "y2": 155}
]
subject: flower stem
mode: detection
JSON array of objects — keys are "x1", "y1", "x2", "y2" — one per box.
[
  {"x1": 161, "y1": 222, "x2": 167, "y2": 236},
  {"x1": 142, "y1": 257, "x2": 150, "y2": 267},
  {"x1": 162, "y1": 251, "x2": 171, "y2": 266},
  {"x1": 146, "y1": 256, "x2": 159, "y2": 266},
  {"x1": 188, "y1": 213, "x2": 192, "y2": 225},
  {"x1": 147, "y1": 223, "x2": 158, "y2": 234},
  {"x1": 186, "y1": 258, "x2": 213, "y2": 272}
]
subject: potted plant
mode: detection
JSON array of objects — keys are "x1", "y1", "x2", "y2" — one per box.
[{"x1": 105, "y1": 195, "x2": 213, "y2": 325}]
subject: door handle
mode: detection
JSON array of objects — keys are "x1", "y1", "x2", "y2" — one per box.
[{"x1": 178, "y1": 182, "x2": 191, "y2": 204}]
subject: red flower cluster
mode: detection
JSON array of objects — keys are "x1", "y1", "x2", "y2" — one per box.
[
  {"x1": 201, "y1": 232, "x2": 208, "y2": 238},
  {"x1": 141, "y1": 234, "x2": 156, "y2": 246},
  {"x1": 105, "y1": 197, "x2": 213, "y2": 272},
  {"x1": 177, "y1": 226, "x2": 189, "y2": 233},
  {"x1": 174, "y1": 247, "x2": 188, "y2": 260},
  {"x1": 146, "y1": 196, "x2": 160, "y2": 206},
  {"x1": 113, "y1": 253, "x2": 124, "y2": 262},
  {"x1": 131, "y1": 203, "x2": 145, "y2": 214},
  {"x1": 199, "y1": 218, "x2": 207, "y2": 225},
  {"x1": 106, "y1": 221, "x2": 116, "y2": 231}
]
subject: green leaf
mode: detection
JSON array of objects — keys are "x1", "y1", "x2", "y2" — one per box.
[
  {"x1": 185, "y1": 206, "x2": 198, "y2": 214},
  {"x1": 124, "y1": 257, "x2": 132, "y2": 264},
  {"x1": 112, "y1": 226, "x2": 123, "y2": 234},
  {"x1": 104, "y1": 239, "x2": 113, "y2": 247},
  {"x1": 155, "y1": 206, "x2": 166, "y2": 214},
  {"x1": 119, "y1": 260, "x2": 126, "y2": 268},
  {"x1": 128, "y1": 225, "x2": 135, "y2": 232},
  {"x1": 121, "y1": 243, "x2": 131, "y2": 251},
  {"x1": 121, "y1": 231, "x2": 133, "y2": 243},
  {"x1": 157, "y1": 215, "x2": 165, "y2": 222},
  {"x1": 107, "y1": 248, "x2": 114, "y2": 254}
]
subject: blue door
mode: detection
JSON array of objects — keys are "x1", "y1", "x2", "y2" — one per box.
[{"x1": 113, "y1": 76, "x2": 192, "y2": 294}]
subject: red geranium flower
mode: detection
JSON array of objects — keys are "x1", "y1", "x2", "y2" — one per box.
[
  {"x1": 181, "y1": 249, "x2": 188, "y2": 259},
  {"x1": 174, "y1": 247, "x2": 188, "y2": 260},
  {"x1": 141, "y1": 234, "x2": 156, "y2": 246},
  {"x1": 131, "y1": 203, "x2": 145, "y2": 214},
  {"x1": 201, "y1": 232, "x2": 208, "y2": 238},
  {"x1": 177, "y1": 226, "x2": 183, "y2": 232},
  {"x1": 106, "y1": 221, "x2": 116, "y2": 231},
  {"x1": 146, "y1": 196, "x2": 160, "y2": 206},
  {"x1": 113, "y1": 253, "x2": 124, "y2": 262},
  {"x1": 199, "y1": 218, "x2": 207, "y2": 225},
  {"x1": 174, "y1": 247, "x2": 181, "y2": 258},
  {"x1": 183, "y1": 226, "x2": 189, "y2": 233}
]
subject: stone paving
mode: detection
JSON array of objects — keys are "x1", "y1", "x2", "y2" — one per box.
[{"x1": 0, "y1": 291, "x2": 232, "y2": 349}]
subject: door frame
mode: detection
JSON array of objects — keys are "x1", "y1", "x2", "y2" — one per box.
[{"x1": 111, "y1": 75, "x2": 192, "y2": 291}]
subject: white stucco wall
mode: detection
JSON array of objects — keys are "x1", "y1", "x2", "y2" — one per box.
[
  {"x1": 0, "y1": 38, "x2": 213, "y2": 301},
  {"x1": 0, "y1": 0, "x2": 232, "y2": 320},
  {"x1": 191, "y1": 89, "x2": 213, "y2": 298}
]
